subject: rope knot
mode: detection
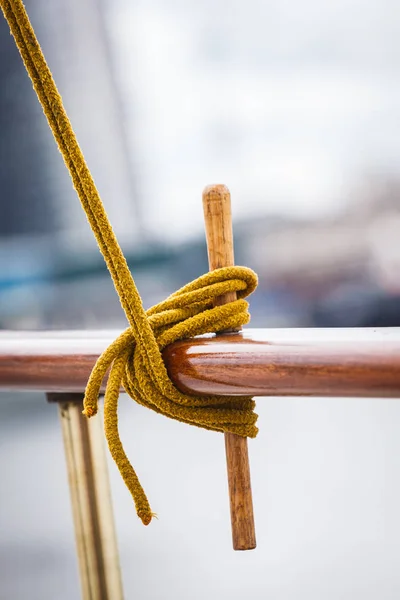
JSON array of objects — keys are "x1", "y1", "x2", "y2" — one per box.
[{"x1": 83, "y1": 266, "x2": 258, "y2": 525}]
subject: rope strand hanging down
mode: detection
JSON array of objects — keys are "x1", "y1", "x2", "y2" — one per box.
[{"x1": 0, "y1": 0, "x2": 259, "y2": 526}]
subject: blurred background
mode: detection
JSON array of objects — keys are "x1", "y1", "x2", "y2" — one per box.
[{"x1": 1, "y1": 0, "x2": 400, "y2": 598}]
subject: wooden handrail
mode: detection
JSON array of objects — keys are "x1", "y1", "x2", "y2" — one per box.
[{"x1": 1, "y1": 327, "x2": 400, "y2": 397}]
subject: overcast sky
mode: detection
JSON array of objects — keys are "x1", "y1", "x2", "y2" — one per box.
[{"x1": 108, "y1": 0, "x2": 400, "y2": 241}]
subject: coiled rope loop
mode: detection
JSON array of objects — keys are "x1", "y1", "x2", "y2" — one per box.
[
  {"x1": 84, "y1": 266, "x2": 258, "y2": 524},
  {"x1": 0, "y1": 0, "x2": 259, "y2": 526}
]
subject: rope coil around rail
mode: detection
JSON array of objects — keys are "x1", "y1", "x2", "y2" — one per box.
[{"x1": 0, "y1": 0, "x2": 259, "y2": 526}]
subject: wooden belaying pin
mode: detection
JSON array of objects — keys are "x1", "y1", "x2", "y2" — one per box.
[{"x1": 202, "y1": 184, "x2": 256, "y2": 551}]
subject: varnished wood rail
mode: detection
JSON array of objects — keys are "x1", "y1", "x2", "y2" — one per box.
[
  {"x1": 2, "y1": 325, "x2": 400, "y2": 597},
  {"x1": 1, "y1": 328, "x2": 400, "y2": 397}
]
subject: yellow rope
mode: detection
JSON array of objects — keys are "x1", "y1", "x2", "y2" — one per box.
[{"x1": 1, "y1": 0, "x2": 259, "y2": 525}]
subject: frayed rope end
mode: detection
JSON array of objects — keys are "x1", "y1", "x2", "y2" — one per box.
[
  {"x1": 138, "y1": 511, "x2": 158, "y2": 526},
  {"x1": 82, "y1": 405, "x2": 97, "y2": 418}
]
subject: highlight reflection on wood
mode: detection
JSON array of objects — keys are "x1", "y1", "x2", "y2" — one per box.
[{"x1": 164, "y1": 328, "x2": 400, "y2": 398}]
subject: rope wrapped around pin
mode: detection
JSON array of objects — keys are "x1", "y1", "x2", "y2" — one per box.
[{"x1": 83, "y1": 265, "x2": 259, "y2": 526}]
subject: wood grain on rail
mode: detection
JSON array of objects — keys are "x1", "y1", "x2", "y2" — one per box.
[
  {"x1": 1, "y1": 329, "x2": 400, "y2": 397},
  {"x1": 202, "y1": 184, "x2": 256, "y2": 551},
  {"x1": 164, "y1": 328, "x2": 400, "y2": 398}
]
